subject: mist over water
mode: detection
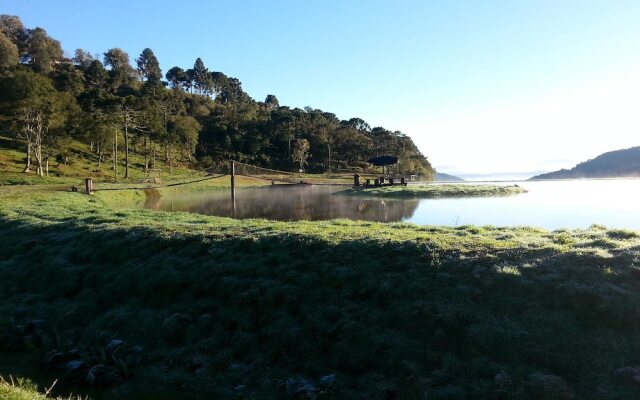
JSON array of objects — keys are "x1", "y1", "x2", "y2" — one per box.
[
  {"x1": 146, "y1": 185, "x2": 420, "y2": 223},
  {"x1": 146, "y1": 179, "x2": 640, "y2": 230}
]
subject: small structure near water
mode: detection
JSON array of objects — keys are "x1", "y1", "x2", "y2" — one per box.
[{"x1": 353, "y1": 155, "x2": 408, "y2": 188}]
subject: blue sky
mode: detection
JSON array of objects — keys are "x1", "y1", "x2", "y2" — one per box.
[{"x1": 4, "y1": 0, "x2": 640, "y2": 178}]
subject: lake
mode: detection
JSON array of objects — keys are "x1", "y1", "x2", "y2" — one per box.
[{"x1": 145, "y1": 179, "x2": 640, "y2": 230}]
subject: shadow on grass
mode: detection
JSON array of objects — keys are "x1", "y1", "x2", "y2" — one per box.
[{"x1": 1, "y1": 217, "x2": 640, "y2": 399}]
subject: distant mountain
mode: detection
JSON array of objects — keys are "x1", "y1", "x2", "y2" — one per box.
[
  {"x1": 530, "y1": 147, "x2": 640, "y2": 180},
  {"x1": 435, "y1": 172, "x2": 465, "y2": 182},
  {"x1": 458, "y1": 171, "x2": 547, "y2": 181}
]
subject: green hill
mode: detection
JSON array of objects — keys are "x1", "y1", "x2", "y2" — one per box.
[
  {"x1": 531, "y1": 147, "x2": 640, "y2": 180},
  {"x1": 435, "y1": 171, "x2": 465, "y2": 182}
]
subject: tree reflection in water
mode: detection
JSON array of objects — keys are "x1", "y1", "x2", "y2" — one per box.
[{"x1": 145, "y1": 185, "x2": 419, "y2": 222}]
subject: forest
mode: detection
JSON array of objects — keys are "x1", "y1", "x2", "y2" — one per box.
[{"x1": 0, "y1": 15, "x2": 433, "y2": 180}]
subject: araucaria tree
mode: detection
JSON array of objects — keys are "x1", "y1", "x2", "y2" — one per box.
[
  {"x1": 136, "y1": 48, "x2": 162, "y2": 89},
  {"x1": 109, "y1": 97, "x2": 147, "y2": 179}
]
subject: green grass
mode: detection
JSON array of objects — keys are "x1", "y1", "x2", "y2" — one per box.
[
  {"x1": 340, "y1": 183, "x2": 527, "y2": 198},
  {"x1": 0, "y1": 377, "x2": 78, "y2": 400},
  {"x1": 1, "y1": 186, "x2": 640, "y2": 399},
  {"x1": 0, "y1": 135, "x2": 206, "y2": 187},
  {"x1": 0, "y1": 381, "x2": 48, "y2": 400}
]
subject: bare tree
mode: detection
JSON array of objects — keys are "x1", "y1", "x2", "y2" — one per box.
[{"x1": 110, "y1": 102, "x2": 147, "y2": 179}]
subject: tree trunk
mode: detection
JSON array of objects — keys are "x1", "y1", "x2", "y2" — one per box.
[
  {"x1": 24, "y1": 142, "x2": 31, "y2": 173},
  {"x1": 169, "y1": 144, "x2": 173, "y2": 174},
  {"x1": 45, "y1": 158, "x2": 49, "y2": 177},
  {"x1": 90, "y1": 141, "x2": 94, "y2": 152},
  {"x1": 97, "y1": 142, "x2": 102, "y2": 169},
  {"x1": 144, "y1": 136, "x2": 149, "y2": 173},
  {"x1": 124, "y1": 124, "x2": 130, "y2": 179},
  {"x1": 34, "y1": 138, "x2": 43, "y2": 177},
  {"x1": 113, "y1": 131, "x2": 118, "y2": 179},
  {"x1": 35, "y1": 151, "x2": 43, "y2": 177}
]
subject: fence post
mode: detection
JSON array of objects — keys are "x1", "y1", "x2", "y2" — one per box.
[
  {"x1": 85, "y1": 177, "x2": 93, "y2": 194},
  {"x1": 230, "y1": 161, "x2": 236, "y2": 214}
]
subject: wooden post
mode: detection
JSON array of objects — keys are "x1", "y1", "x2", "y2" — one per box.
[
  {"x1": 85, "y1": 177, "x2": 93, "y2": 194},
  {"x1": 230, "y1": 161, "x2": 236, "y2": 216}
]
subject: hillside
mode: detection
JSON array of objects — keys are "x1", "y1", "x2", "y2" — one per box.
[
  {"x1": 0, "y1": 14, "x2": 434, "y2": 180},
  {"x1": 531, "y1": 147, "x2": 640, "y2": 180},
  {"x1": 0, "y1": 134, "x2": 204, "y2": 186},
  {"x1": 435, "y1": 171, "x2": 465, "y2": 182}
]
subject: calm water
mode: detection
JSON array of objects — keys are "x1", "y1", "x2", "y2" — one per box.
[{"x1": 145, "y1": 180, "x2": 640, "y2": 230}]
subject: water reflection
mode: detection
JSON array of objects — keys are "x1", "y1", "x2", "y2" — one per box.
[
  {"x1": 145, "y1": 184, "x2": 419, "y2": 222},
  {"x1": 145, "y1": 180, "x2": 640, "y2": 229}
]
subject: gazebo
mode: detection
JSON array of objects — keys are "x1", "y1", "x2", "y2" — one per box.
[{"x1": 367, "y1": 155, "x2": 398, "y2": 178}]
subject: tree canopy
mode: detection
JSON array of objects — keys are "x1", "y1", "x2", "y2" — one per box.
[{"x1": 0, "y1": 14, "x2": 434, "y2": 179}]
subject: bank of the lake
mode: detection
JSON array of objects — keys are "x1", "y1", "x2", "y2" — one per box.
[
  {"x1": 1, "y1": 186, "x2": 640, "y2": 399},
  {"x1": 340, "y1": 183, "x2": 527, "y2": 198}
]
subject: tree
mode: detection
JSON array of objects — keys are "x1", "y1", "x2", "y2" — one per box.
[
  {"x1": 172, "y1": 115, "x2": 201, "y2": 162},
  {"x1": 192, "y1": 58, "x2": 212, "y2": 95},
  {"x1": 85, "y1": 59, "x2": 108, "y2": 88},
  {"x1": 103, "y1": 48, "x2": 134, "y2": 90},
  {"x1": 0, "y1": 15, "x2": 27, "y2": 56},
  {"x1": 0, "y1": 31, "x2": 18, "y2": 70},
  {"x1": 25, "y1": 27, "x2": 63, "y2": 73},
  {"x1": 0, "y1": 69, "x2": 68, "y2": 176},
  {"x1": 51, "y1": 63, "x2": 85, "y2": 96},
  {"x1": 264, "y1": 94, "x2": 279, "y2": 109},
  {"x1": 136, "y1": 48, "x2": 162, "y2": 86},
  {"x1": 82, "y1": 113, "x2": 111, "y2": 168},
  {"x1": 210, "y1": 72, "x2": 249, "y2": 104},
  {"x1": 291, "y1": 139, "x2": 310, "y2": 173},
  {"x1": 344, "y1": 117, "x2": 370, "y2": 132},
  {"x1": 108, "y1": 97, "x2": 147, "y2": 179},
  {"x1": 165, "y1": 66, "x2": 188, "y2": 90},
  {"x1": 73, "y1": 48, "x2": 94, "y2": 69}
]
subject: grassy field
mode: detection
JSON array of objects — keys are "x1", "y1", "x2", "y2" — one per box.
[
  {"x1": 340, "y1": 184, "x2": 527, "y2": 198},
  {"x1": 1, "y1": 184, "x2": 640, "y2": 399},
  {"x1": 2, "y1": 139, "x2": 640, "y2": 399},
  {"x1": 0, "y1": 135, "x2": 207, "y2": 187}
]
